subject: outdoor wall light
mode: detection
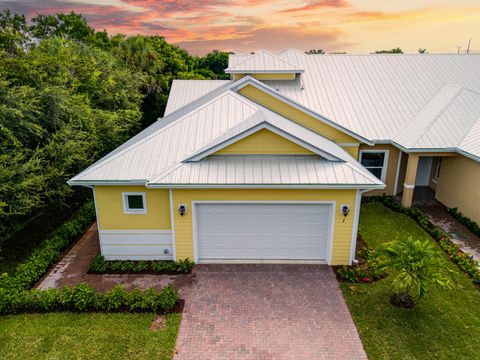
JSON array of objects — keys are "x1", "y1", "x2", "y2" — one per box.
[
  {"x1": 164, "y1": 248, "x2": 169, "y2": 254},
  {"x1": 341, "y1": 204, "x2": 350, "y2": 222},
  {"x1": 178, "y1": 204, "x2": 187, "y2": 217}
]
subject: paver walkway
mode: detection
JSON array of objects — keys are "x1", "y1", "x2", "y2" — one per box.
[
  {"x1": 36, "y1": 222, "x2": 190, "y2": 291},
  {"x1": 174, "y1": 264, "x2": 367, "y2": 360}
]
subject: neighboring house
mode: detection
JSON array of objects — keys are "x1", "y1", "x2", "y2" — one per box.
[{"x1": 69, "y1": 49, "x2": 480, "y2": 265}]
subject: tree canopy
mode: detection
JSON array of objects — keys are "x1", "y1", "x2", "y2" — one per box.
[{"x1": 0, "y1": 10, "x2": 232, "y2": 238}]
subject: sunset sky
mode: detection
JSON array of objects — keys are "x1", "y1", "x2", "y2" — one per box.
[{"x1": 1, "y1": 0, "x2": 479, "y2": 55}]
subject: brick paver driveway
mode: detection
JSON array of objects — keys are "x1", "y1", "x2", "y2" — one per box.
[{"x1": 175, "y1": 265, "x2": 366, "y2": 360}]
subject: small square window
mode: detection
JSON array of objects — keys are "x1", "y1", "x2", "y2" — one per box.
[{"x1": 123, "y1": 192, "x2": 147, "y2": 214}]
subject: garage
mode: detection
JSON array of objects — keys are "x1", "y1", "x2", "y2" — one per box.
[{"x1": 195, "y1": 202, "x2": 333, "y2": 263}]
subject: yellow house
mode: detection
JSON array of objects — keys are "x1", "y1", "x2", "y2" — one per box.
[{"x1": 69, "y1": 50, "x2": 480, "y2": 265}]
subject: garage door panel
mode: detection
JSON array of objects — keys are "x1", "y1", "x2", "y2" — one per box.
[{"x1": 196, "y1": 203, "x2": 331, "y2": 261}]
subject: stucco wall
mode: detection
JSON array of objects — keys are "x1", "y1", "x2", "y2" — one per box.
[{"x1": 436, "y1": 156, "x2": 480, "y2": 224}]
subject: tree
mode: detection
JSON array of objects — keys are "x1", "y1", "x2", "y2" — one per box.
[
  {"x1": 197, "y1": 50, "x2": 230, "y2": 79},
  {"x1": 374, "y1": 47, "x2": 403, "y2": 54},
  {"x1": 379, "y1": 236, "x2": 453, "y2": 308},
  {"x1": 418, "y1": 48, "x2": 428, "y2": 54},
  {"x1": 30, "y1": 12, "x2": 94, "y2": 43},
  {"x1": 305, "y1": 49, "x2": 325, "y2": 54},
  {"x1": 0, "y1": 10, "x2": 29, "y2": 54}
]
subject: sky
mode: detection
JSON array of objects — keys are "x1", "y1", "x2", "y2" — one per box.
[{"x1": 1, "y1": 0, "x2": 479, "y2": 55}]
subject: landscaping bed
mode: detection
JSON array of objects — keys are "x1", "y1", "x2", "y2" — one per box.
[
  {"x1": 89, "y1": 255, "x2": 195, "y2": 275},
  {"x1": 341, "y1": 201, "x2": 480, "y2": 359}
]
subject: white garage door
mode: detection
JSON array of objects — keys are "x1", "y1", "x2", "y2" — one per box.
[{"x1": 196, "y1": 203, "x2": 332, "y2": 262}]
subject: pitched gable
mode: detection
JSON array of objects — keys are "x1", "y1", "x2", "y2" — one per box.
[{"x1": 215, "y1": 128, "x2": 315, "y2": 155}]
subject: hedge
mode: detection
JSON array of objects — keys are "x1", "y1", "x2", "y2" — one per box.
[
  {"x1": 446, "y1": 207, "x2": 480, "y2": 238},
  {"x1": 364, "y1": 196, "x2": 480, "y2": 285},
  {"x1": 0, "y1": 200, "x2": 180, "y2": 314},
  {"x1": 0, "y1": 200, "x2": 96, "y2": 292},
  {"x1": 0, "y1": 283, "x2": 179, "y2": 314},
  {"x1": 90, "y1": 255, "x2": 195, "y2": 274}
]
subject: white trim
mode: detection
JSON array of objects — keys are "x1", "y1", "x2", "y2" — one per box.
[
  {"x1": 184, "y1": 122, "x2": 342, "y2": 162},
  {"x1": 146, "y1": 184, "x2": 384, "y2": 190},
  {"x1": 338, "y1": 143, "x2": 360, "y2": 147},
  {"x1": 403, "y1": 183, "x2": 415, "y2": 189},
  {"x1": 122, "y1": 192, "x2": 147, "y2": 214},
  {"x1": 359, "y1": 149, "x2": 390, "y2": 183},
  {"x1": 433, "y1": 157, "x2": 442, "y2": 181},
  {"x1": 91, "y1": 186, "x2": 105, "y2": 256},
  {"x1": 349, "y1": 189, "x2": 366, "y2": 265},
  {"x1": 191, "y1": 200, "x2": 336, "y2": 265},
  {"x1": 68, "y1": 180, "x2": 147, "y2": 186},
  {"x1": 226, "y1": 69, "x2": 303, "y2": 74},
  {"x1": 99, "y1": 229, "x2": 171, "y2": 234},
  {"x1": 169, "y1": 189, "x2": 177, "y2": 261},
  {"x1": 393, "y1": 151, "x2": 403, "y2": 196},
  {"x1": 198, "y1": 259, "x2": 327, "y2": 264},
  {"x1": 232, "y1": 76, "x2": 374, "y2": 145}
]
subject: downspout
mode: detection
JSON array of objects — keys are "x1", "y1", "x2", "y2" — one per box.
[{"x1": 349, "y1": 189, "x2": 370, "y2": 265}]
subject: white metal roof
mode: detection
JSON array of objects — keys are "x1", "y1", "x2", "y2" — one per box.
[
  {"x1": 69, "y1": 85, "x2": 382, "y2": 188},
  {"x1": 226, "y1": 50, "x2": 304, "y2": 74},
  {"x1": 164, "y1": 80, "x2": 231, "y2": 115},
  {"x1": 394, "y1": 85, "x2": 480, "y2": 151},
  {"x1": 149, "y1": 155, "x2": 383, "y2": 187}
]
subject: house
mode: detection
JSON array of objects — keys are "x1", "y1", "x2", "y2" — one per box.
[{"x1": 68, "y1": 49, "x2": 480, "y2": 265}]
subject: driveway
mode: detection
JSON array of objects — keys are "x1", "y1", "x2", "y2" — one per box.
[{"x1": 175, "y1": 265, "x2": 366, "y2": 360}]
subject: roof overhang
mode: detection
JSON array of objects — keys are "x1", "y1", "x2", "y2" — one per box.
[
  {"x1": 145, "y1": 183, "x2": 386, "y2": 190},
  {"x1": 225, "y1": 69, "x2": 304, "y2": 74}
]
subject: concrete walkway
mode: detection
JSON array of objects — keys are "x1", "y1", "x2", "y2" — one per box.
[
  {"x1": 174, "y1": 265, "x2": 367, "y2": 360},
  {"x1": 418, "y1": 202, "x2": 480, "y2": 264},
  {"x1": 36, "y1": 223, "x2": 191, "y2": 291}
]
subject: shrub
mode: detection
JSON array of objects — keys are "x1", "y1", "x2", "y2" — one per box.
[
  {"x1": 364, "y1": 196, "x2": 480, "y2": 286},
  {"x1": 0, "y1": 284, "x2": 179, "y2": 315},
  {"x1": 0, "y1": 200, "x2": 95, "y2": 292},
  {"x1": 379, "y1": 236, "x2": 453, "y2": 307},
  {"x1": 447, "y1": 207, "x2": 480, "y2": 238},
  {"x1": 89, "y1": 258, "x2": 195, "y2": 274}
]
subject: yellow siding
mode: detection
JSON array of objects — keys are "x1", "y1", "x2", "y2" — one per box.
[
  {"x1": 216, "y1": 129, "x2": 314, "y2": 155},
  {"x1": 172, "y1": 189, "x2": 357, "y2": 265},
  {"x1": 94, "y1": 186, "x2": 171, "y2": 230},
  {"x1": 436, "y1": 156, "x2": 480, "y2": 223},
  {"x1": 360, "y1": 144, "x2": 401, "y2": 196},
  {"x1": 232, "y1": 73, "x2": 296, "y2": 81},
  {"x1": 342, "y1": 146, "x2": 359, "y2": 159},
  {"x1": 239, "y1": 84, "x2": 358, "y2": 144}
]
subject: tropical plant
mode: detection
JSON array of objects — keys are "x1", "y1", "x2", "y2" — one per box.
[{"x1": 379, "y1": 236, "x2": 453, "y2": 307}]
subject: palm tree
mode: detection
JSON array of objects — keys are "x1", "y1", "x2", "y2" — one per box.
[{"x1": 379, "y1": 236, "x2": 453, "y2": 308}]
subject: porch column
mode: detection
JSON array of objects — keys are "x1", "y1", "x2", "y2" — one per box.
[{"x1": 401, "y1": 154, "x2": 419, "y2": 208}]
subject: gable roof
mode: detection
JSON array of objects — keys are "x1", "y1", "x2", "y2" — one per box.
[
  {"x1": 69, "y1": 86, "x2": 382, "y2": 189},
  {"x1": 393, "y1": 85, "x2": 480, "y2": 152},
  {"x1": 225, "y1": 50, "x2": 304, "y2": 74}
]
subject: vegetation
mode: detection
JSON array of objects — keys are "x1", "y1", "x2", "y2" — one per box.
[
  {"x1": 0, "y1": 312, "x2": 181, "y2": 359},
  {"x1": 335, "y1": 246, "x2": 384, "y2": 283},
  {"x1": 374, "y1": 47, "x2": 403, "y2": 54},
  {"x1": 447, "y1": 206, "x2": 480, "y2": 238},
  {"x1": 305, "y1": 49, "x2": 325, "y2": 54},
  {"x1": 0, "y1": 10, "x2": 231, "y2": 244},
  {"x1": 0, "y1": 283, "x2": 179, "y2": 315},
  {"x1": 364, "y1": 196, "x2": 480, "y2": 285},
  {"x1": 90, "y1": 255, "x2": 195, "y2": 274},
  {"x1": 378, "y1": 236, "x2": 453, "y2": 307},
  {"x1": 342, "y1": 201, "x2": 480, "y2": 359}
]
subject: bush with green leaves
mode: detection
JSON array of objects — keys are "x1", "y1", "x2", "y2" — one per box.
[
  {"x1": 0, "y1": 200, "x2": 95, "y2": 291},
  {"x1": 0, "y1": 284, "x2": 179, "y2": 315},
  {"x1": 363, "y1": 196, "x2": 480, "y2": 286},
  {"x1": 336, "y1": 246, "x2": 385, "y2": 283},
  {"x1": 379, "y1": 236, "x2": 453, "y2": 307},
  {"x1": 90, "y1": 255, "x2": 195, "y2": 274},
  {"x1": 447, "y1": 207, "x2": 480, "y2": 238}
]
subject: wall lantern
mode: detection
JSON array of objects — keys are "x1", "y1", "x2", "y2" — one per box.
[
  {"x1": 178, "y1": 204, "x2": 187, "y2": 217},
  {"x1": 341, "y1": 204, "x2": 350, "y2": 222}
]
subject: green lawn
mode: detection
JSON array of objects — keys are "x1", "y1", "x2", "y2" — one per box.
[
  {"x1": 0, "y1": 312, "x2": 180, "y2": 359},
  {"x1": 341, "y1": 202, "x2": 480, "y2": 359}
]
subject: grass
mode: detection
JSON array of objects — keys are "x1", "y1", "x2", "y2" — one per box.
[
  {"x1": 341, "y1": 201, "x2": 480, "y2": 359},
  {"x1": 0, "y1": 312, "x2": 181, "y2": 359}
]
